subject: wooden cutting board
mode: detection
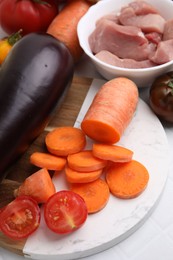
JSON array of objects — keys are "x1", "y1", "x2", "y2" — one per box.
[
  {"x1": 0, "y1": 75, "x2": 92, "y2": 256},
  {"x1": 0, "y1": 76, "x2": 169, "y2": 260}
]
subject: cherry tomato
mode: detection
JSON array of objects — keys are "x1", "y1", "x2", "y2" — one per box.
[
  {"x1": 0, "y1": 196, "x2": 40, "y2": 240},
  {"x1": 149, "y1": 71, "x2": 173, "y2": 123},
  {"x1": 44, "y1": 190, "x2": 88, "y2": 234},
  {"x1": 0, "y1": 0, "x2": 59, "y2": 35},
  {"x1": 0, "y1": 30, "x2": 22, "y2": 64}
]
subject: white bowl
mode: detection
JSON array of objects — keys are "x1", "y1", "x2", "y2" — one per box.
[{"x1": 77, "y1": 0, "x2": 173, "y2": 87}]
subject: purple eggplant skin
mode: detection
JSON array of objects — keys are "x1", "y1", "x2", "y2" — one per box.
[{"x1": 0, "y1": 32, "x2": 74, "y2": 182}]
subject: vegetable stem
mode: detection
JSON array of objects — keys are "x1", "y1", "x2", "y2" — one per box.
[
  {"x1": 7, "y1": 30, "x2": 22, "y2": 46},
  {"x1": 168, "y1": 80, "x2": 173, "y2": 89},
  {"x1": 32, "y1": 0, "x2": 51, "y2": 6}
]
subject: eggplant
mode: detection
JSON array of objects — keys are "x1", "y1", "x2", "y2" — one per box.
[{"x1": 0, "y1": 32, "x2": 74, "y2": 182}]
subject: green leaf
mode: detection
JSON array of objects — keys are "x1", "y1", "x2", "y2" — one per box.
[{"x1": 168, "y1": 80, "x2": 173, "y2": 89}]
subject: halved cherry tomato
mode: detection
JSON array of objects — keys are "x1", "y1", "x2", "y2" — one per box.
[
  {"x1": 44, "y1": 190, "x2": 88, "y2": 234},
  {"x1": 0, "y1": 196, "x2": 40, "y2": 240}
]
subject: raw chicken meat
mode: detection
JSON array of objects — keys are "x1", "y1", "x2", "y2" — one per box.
[
  {"x1": 163, "y1": 19, "x2": 173, "y2": 40},
  {"x1": 89, "y1": 0, "x2": 173, "y2": 68},
  {"x1": 95, "y1": 50, "x2": 156, "y2": 69},
  {"x1": 150, "y1": 39, "x2": 173, "y2": 64},
  {"x1": 145, "y1": 32, "x2": 162, "y2": 44},
  {"x1": 129, "y1": 0, "x2": 161, "y2": 15},
  {"x1": 96, "y1": 13, "x2": 120, "y2": 27},
  {"x1": 89, "y1": 20, "x2": 156, "y2": 61},
  {"x1": 119, "y1": 7, "x2": 165, "y2": 33}
]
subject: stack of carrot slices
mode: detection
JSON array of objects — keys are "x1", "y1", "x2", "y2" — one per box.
[
  {"x1": 28, "y1": 126, "x2": 149, "y2": 214},
  {"x1": 24, "y1": 77, "x2": 143, "y2": 214}
]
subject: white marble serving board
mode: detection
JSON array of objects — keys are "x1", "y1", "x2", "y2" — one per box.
[{"x1": 23, "y1": 79, "x2": 169, "y2": 260}]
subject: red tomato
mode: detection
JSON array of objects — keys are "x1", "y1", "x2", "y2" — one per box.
[
  {"x1": 0, "y1": 0, "x2": 59, "y2": 35},
  {"x1": 44, "y1": 190, "x2": 88, "y2": 234},
  {"x1": 0, "y1": 196, "x2": 41, "y2": 240},
  {"x1": 0, "y1": 207, "x2": 4, "y2": 231}
]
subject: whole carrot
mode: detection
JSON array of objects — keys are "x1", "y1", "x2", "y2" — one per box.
[
  {"x1": 47, "y1": 0, "x2": 92, "y2": 63},
  {"x1": 81, "y1": 77, "x2": 139, "y2": 144}
]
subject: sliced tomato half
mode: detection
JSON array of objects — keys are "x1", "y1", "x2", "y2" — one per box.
[
  {"x1": 44, "y1": 190, "x2": 88, "y2": 234},
  {"x1": 0, "y1": 195, "x2": 40, "y2": 240}
]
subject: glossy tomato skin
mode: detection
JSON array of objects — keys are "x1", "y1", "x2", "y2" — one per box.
[
  {"x1": 149, "y1": 72, "x2": 173, "y2": 123},
  {"x1": 0, "y1": 196, "x2": 40, "y2": 240},
  {"x1": 44, "y1": 190, "x2": 88, "y2": 234},
  {"x1": 0, "y1": 0, "x2": 59, "y2": 35}
]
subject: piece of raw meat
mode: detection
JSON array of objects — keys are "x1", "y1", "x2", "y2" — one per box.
[
  {"x1": 119, "y1": 7, "x2": 165, "y2": 34},
  {"x1": 89, "y1": 20, "x2": 156, "y2": 61},
  {"x1": 150, "y1": 39, "x2": 173, "y2": 64},
  {"x1": 95, "y1": 50, "x2": 156, "y2": 69},
  {"x1": 163, "y1": 19, "x2": 173, "y2": 41}
]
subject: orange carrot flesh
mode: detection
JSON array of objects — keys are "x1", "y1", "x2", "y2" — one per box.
[
  {"x1": 30, "y1": 152, "x2": 66, "y2": 171},
  {"x1": 92, "y1": 143, "x2": 133, "y2": 163},
  {"x1": 14, "y1": 168, "x2": 56, "y2": 204},
  {"x1": 65, "y1": 165, "x2": 102, "y2": 183},
  {"x1": 70, "y1": 178, "x2": 110, "y2": 213},
  {"x1": 106, "y1": 160, "x2": 149, "y2": 199},
  {"x1": 81, "y1": 77, "x2": 139, "y2": 144},
  {"x1": 45, "y1": 126, "x2": 86, "y2": 156},
  {"x1": 67, "y1": 150, "x2": 107, "y2": 172},
  {"x1": 47, "y1": 0, "x2": 92, "y2": 63}
]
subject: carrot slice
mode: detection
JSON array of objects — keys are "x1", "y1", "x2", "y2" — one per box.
[
  {"x1": 106, "y1": 160, "x2": 149, "y2": 199},
  {"x1": 30, "y1": 152, "x2": 66, "y2": 171},
  {"x1": 65, "y1": 165, "x2": 103, "y2": 183},
  {"x1": 92, "y1": 143, "x2": 133, "y2": 162},
  {"x1": 67, "y1": 150, "x2": 107, "y2": 172},
  {"x1": 47, "y1": 0, "x2": 92, "y2": 63},
  {"x1": 14, "y1": 168, "x2": 56, "y2": 204},
  {"x1": 81, "y1": 77, "x2": 139, "y2": 144},
  {"x1": 70, "y1": 178, "x2": 110, "y2": 213},
  {"x1": 45, "y1": 126, "x2": 86, "y2": 156}
]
